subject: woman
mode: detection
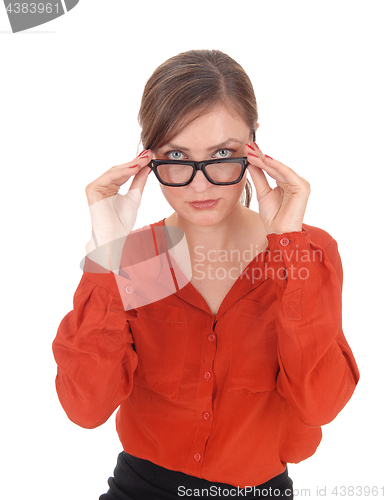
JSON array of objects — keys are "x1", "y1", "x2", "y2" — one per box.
[{"x1": 53, "y1": 50, "x2": 360, "y2": 499}]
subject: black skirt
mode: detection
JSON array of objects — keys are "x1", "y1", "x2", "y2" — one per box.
[{"x1": 99, "y1": 452, "x2": 293, "y2": 499}]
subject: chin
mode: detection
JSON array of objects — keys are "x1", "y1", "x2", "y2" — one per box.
[
  {"x1": 181, "y1": 203, "x2": 237, "y2": 228},
  {"x1": 191, "y1": 214, "x2": 222, "y2": 227}
]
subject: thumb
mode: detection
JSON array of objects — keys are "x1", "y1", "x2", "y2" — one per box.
[
  {"x1": 124, "y1": 187, "x2": 142, "y2": 212},
  {"x1": 247, "y1": 165, "x2": 272, "y2": 200},
  {"x1": 125, "y1": 165, "x2": 151, "y2": 199}
]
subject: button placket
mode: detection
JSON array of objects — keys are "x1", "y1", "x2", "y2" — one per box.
[{"x1": 189, "y1": 320, "x2": 216, "y2": 471}]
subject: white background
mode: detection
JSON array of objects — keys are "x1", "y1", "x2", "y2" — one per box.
[{"x1": 1, "y1": 1, "x2": 387, "y2": 498}]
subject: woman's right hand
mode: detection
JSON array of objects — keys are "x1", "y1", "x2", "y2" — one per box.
[{"x1": 85, "y1": 149, "x2": 152, "y2": 248}]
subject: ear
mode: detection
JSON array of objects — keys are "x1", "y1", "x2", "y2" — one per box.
[{"x1": 252, "y1": 123, "x2": 260, "y2": 142}]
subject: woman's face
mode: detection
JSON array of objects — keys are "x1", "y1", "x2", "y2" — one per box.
[{"x1": 152, "y1": 105, "x2": 252, "y2": 228}]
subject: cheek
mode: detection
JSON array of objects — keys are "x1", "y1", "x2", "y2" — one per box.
[
  {"x1": 159, "y1": 185, "x2": 184, "y2": 207},
  {"x1": 227, "y1": 175, "x2": 248, "y2": 201}
]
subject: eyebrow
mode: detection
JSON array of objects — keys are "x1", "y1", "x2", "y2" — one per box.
[{"x1": 162, "y1": 139, "x2": 243, "y2": 152}]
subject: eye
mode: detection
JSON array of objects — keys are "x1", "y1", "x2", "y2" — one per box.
[
  {"x1": 166, "y1": 150, "x2": 185, "y2": 161},
  {"x1": 214, "y1": 148, "x2": 233, "y2": 159}
]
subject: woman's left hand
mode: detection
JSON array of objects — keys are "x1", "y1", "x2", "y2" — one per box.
[{"x1": 245, "y1": 142, "x2": 311, "y2": 235}]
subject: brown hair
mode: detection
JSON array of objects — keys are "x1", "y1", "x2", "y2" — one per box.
[{"x1": 138, "y1": 49, "x2": 259, "y2": 208}]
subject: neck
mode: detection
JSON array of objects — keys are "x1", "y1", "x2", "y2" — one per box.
[{"x1": 165, "y1": 203, "x2": 255, "y2": 253}]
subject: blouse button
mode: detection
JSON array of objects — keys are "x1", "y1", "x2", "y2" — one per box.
[
  {"x1": 203, "y1": 371, "x2": 212, "y2": 380},
  {"x1": 279, "y1": 237, "x2": 290, "y2": 247},
  {"x1": 194, "y1": 453, "x2": 201, "y2": 462},
  {"x1": 202, "y1": 412, "x2": 211, "y2": 420},
  {"x1": 208, "y1": 334, "x2": 216, "y2": 342},
  {"x1": 125, "y1": 285, "x2": 134, "y2": 294}
]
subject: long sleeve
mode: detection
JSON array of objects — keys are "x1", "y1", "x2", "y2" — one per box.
[
  {"x1": 267, "y1": 227, "x2": 360, "y2": 427},
  {"x1": 52, "y1": 262, "x2": 138, "y2": 429}
]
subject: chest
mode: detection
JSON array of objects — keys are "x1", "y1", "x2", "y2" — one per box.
[
  {"x1": 190, "y1": 273, "x2": 234, "y2": 316},
  {"x1": 190, "y1": 256, "x2": 257, "y2": 316},
  {"x1": 128, "y1": 280, "x2": 278, "y2": 401}
]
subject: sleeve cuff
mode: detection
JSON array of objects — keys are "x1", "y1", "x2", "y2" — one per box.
[
  {"x1": 266, "y1": 227, "x2": 311, "y2": 251},
  {"x1": 264, "y1": 227, "x2": 314, "y2": 290}
]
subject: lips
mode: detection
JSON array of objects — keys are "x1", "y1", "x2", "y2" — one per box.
[{"x1": 189, "y1": 199, "x2": 219, "y2": 209}]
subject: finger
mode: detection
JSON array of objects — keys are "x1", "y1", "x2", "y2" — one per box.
[
  {"x1": 127, "y1": 163, "x2": 152, "y2": 197},
  {"x1": 247, "y1": 144, "x2": 308, "y2": 192},
  {"x1": 245, "y1": 142, "x2": 265, "y2": 160},
  {"x1": 107, "y1": 150, "x2": 151, "y2": 177},
  {"x1": 261, "y1": 158, "x2": 310, "y2": 195},
  {"x1": 101, "y1": 151, "x2": 152, "y2": 188},
  {"x1": 245, "y1": 143, "x2": 275, "y2": 192},
  {"x1": 109, "y1": 149, "x2": 151, "y2": 171},
  {"x1": 86, "y1": 152, "x2": 152, "y2": 205},
  {"x1": 247, "y1": 154, "x2": 278, "y2": 182},
  {"x1": 245, "y1": 142, "x2": 278, "y2": 181},
  {"x1": 247, "y1": 164, "x2": 272, "y2": 200},
  {"x1": 127, "y1": 149, "x2": 152, "y2": 194}
]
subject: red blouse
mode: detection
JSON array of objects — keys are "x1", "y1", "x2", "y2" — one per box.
[{"x1": 52, "y1": 219, "x2": 359, "y2": 487}]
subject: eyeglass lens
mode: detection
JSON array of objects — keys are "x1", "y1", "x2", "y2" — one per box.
[{"x1": 156, "y1": 162, "x2": 243, "y2": 185}]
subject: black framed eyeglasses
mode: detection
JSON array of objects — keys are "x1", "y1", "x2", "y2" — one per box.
[{"x1": 147, "y1": 157, "x2": 249, "y2": 187}]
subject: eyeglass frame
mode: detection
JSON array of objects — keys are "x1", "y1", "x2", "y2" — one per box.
[{"x1": 147, "y1": 157, "x2": 249, "y2": 187}]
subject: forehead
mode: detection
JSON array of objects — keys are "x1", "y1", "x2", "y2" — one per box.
[{"x1": 165, "y1": 105, "x2": 250, "y2": 150}]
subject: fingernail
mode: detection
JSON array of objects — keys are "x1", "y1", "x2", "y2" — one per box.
[
  {"x1": 265, "y1": 154, "x2": 273, "y2": 159},
  {"x1": 129, "y1": 164, "x2": 139, "y2": 168},
  {"x1": 248, "y1": 152, "x2": 259, "y2": 158},
  {"x1": 246, "y1": 144, "x2": 256, "y2": 151},
  {"x1": 139, "y1": 149, "x2": 150, "y2": 158},
  {"x1": 147, "y1": 168, "x2": 153, "y2": 176}
]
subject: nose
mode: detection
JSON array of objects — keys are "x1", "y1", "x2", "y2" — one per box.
[{"x1": 189, "y1": 169, "x2": 214, "y2": 192}]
